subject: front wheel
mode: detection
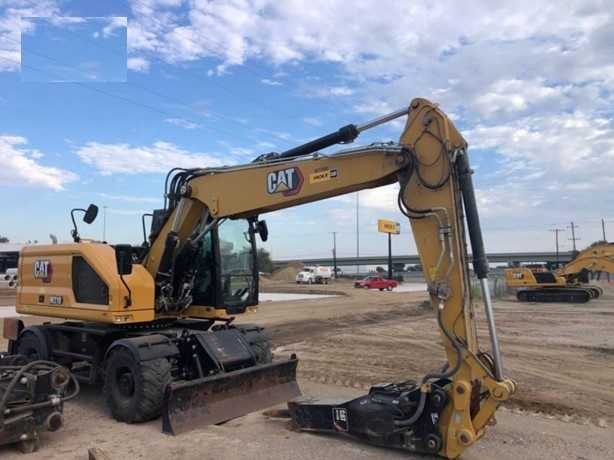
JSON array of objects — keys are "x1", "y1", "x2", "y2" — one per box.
[
  {"x1": 307, "y1": 278, "x2": 312, "y2": 284},
  {"x1": 386, "y1": 285, "x2": 393, "y2": 291},
  {"x1": 104, "y1": 346, "x2": 172, "y2": 423}
]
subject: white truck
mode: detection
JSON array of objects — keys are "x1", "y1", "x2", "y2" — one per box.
[{"x1": 295, "y1": 266, "x2": 332, "y2": 284}]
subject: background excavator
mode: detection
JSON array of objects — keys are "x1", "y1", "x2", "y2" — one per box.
[
  {"x1": 3, "y1": 98, "x2": 516, "y2": 458},
  {"x1": 505, "y1": 243, "x2": 614, "y2": 302}
]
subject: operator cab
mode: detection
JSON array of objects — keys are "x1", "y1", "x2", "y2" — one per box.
[
  {"x1": 145, "y1": 209, "x2": 265, "y2": 316},
  {"x1": 192, "y1": 218, "x2": 260, "y2": 314}
]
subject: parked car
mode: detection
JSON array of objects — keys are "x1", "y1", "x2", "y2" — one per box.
[{"x1": 354, "y1": 275, "x2": 398, "y2": 291}]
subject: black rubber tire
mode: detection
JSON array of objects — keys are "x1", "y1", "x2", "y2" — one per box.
[
  {"x1": 237, "y1": 324, "x2": 274, "y2": 364},
  {"x1": 15, "y1": 331, "x2": 48, "y2": 361},
  {"x1": 379, "y1": 288, "x2": 384, "y2": 291},
  {"x1": 103, "y1": 346, "x2": 172, "y2": 423},
  {"x1": 307, "y1": 278, "x2": 312, "y2": 284},
  {"x1": 386, "y1": 285, "x2": 393, "y2": 291}
]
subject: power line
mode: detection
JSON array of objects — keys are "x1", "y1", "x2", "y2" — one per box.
[
  {"x1": 11, "y1": 20, "x2": 308, "y2": 147},
  {"x1": 2, "y1": 49, "x2": 258, "y2": 146},
  {"x1": 15, "y1": 0, "x2": 351, "y2": 153}
]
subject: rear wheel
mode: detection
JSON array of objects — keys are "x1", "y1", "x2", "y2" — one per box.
[
  {"x1": 15, "y1": 331, "x2": 48, "y2": 361},
  {"x1": 104, "y1": 346, "x2": 172, "y2": 423}
]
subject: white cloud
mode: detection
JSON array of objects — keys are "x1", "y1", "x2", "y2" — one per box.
[
  {"x1": 301, "y1": 117, "x2": 322, "y2": 127},
  {"x1": 98, "y1": 192, "x2": 159, "y2": 203},
  {"x1": 0, "y1": 1, "x2": 63, "y2": 71},
  {"x1": 2, "y1": 0, "x2": 613, "y2": 255},
  {"x1": 0, "y1": 135, "x2": 78, "y2": 190},
  {"x1": 98, "y1": 16, "x2": 126, "y2": 39},
  {"x1": 164, "y1": 118, "x2": 200, "y2": 129},
  {"x1": 261, "y1": 78, "x2": 282, "y2": 86},
  {"x1": 127, "y1": 56, "x2": 150, "y2": 72},
  {"x1": 75, "y1": 141, "x2": 227, "y2": 175}
]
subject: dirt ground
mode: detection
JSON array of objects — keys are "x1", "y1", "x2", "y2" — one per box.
[{"x1": 0, "y1": 278, "x2": 613, "y2": 460}]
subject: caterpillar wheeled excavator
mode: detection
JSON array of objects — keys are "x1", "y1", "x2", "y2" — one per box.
[
  {"x1": 505, "y1": 243, "x2": 614, "y2": 303},
  {"x1": 3, "y1": 98, "x2": 516, "y2": 458}
]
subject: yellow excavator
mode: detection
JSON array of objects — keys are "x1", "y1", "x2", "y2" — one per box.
[
  {"x1": 505, "y1": 243, "x2": 614, "y2": 302},
  {"x1": 4, "y1": 98, "x2": 516, "y2": 458}
]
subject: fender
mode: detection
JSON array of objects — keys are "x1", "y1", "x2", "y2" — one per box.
[
  {"x1": 12, "y1": 324, "x2": 50, "y2": 360},
  {"x1": 105, "y1": 334, "x2": 179, "y2": 363}
]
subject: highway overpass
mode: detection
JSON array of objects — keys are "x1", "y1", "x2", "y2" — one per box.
[{"x1": 273, "y1": 251, "x2": 574, "y2": 270}]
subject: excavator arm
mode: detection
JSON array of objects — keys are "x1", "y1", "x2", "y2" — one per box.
[
  {"x1": 555, "y1": 243, "x2": 614, "y2": 280},
  {"x1": 143, "y1": 98, "x2": 516, "y2": 458}
]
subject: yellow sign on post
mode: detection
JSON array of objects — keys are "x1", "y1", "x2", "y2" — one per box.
[{"x1": 377, "y1": 219, "x2": 400, "y2": 235}]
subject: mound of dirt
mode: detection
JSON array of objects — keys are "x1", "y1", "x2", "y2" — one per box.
[{"x1": 269, "y1": 262, "x2": 304, "y2": 282}]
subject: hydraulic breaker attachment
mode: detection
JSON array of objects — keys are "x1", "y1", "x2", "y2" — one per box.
[
  {"x1": 287, "y1": 379, "x2": 452, "y2": 457},
  {"x1": 162, "y1": 355, "x2": 300, "y2": 435},
  {"x1": 0, "y1": 357, "x2": 79, "y2": 453}
]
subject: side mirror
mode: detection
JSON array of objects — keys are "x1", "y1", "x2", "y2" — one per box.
[
  {"x1": 114, "y1": 244, "x2": 133, "y2": 276},
  {"x1": 83, "y1": 204, "x2": 99, "y2": 224},
  {"x1": 256, "y1": 219, "x2": 269, "y2": 242}
]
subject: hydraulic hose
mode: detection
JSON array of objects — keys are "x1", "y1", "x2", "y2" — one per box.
[{"x1": 394, "y1": 309, "x2": 463, "y2": 429}]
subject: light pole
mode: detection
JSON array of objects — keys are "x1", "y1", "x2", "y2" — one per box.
[{"x1": 103, "y1": 206, "x2": 107, "y2": 242}]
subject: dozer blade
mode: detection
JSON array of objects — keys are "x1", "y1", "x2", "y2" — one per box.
[{"x1": 162, "y1": 356, "x2": 300, "y2": 435}]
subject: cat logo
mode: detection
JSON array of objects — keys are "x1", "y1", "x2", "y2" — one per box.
[
  {"x1": 34, "y1": 259, "x2": 53, "y2": 283},
  {"x1": 267, "y1": 167, "x2": 304, "y2": 196}
]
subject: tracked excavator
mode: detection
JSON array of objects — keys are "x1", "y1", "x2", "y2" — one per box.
[
  {"x1": 3, "y1": 98, "x2": 516, "y2": 458},
  {"x1": 505, "y1": 243, "x2": 614, "y2": 302}
]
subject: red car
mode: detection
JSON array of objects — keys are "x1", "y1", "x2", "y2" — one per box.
[{"x1": 354, "y1": 275, "x2": 398, "y2": 291}]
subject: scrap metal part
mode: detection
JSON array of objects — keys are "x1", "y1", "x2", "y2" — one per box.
[{"x1": 0, "y1": 355, "x2": 80, "y2": 453}]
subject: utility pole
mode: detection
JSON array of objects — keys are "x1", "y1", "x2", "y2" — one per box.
[
  {"x1": 602, "y1": 218, "x2": 607, "y2": 242},
  {"x1": 550, "y1": 228, "x2": 564, "y2": 266},
  {"x1": 567, "y1": 221, "x2": 579, "y2": 252},
  {"x1": 331, "y1": 232, "x2": 338, "y2": 280}
]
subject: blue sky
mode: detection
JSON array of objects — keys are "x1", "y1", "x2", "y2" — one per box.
[{"x1": 0, "y1": 0, "x2": 612, "y2": 261}]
